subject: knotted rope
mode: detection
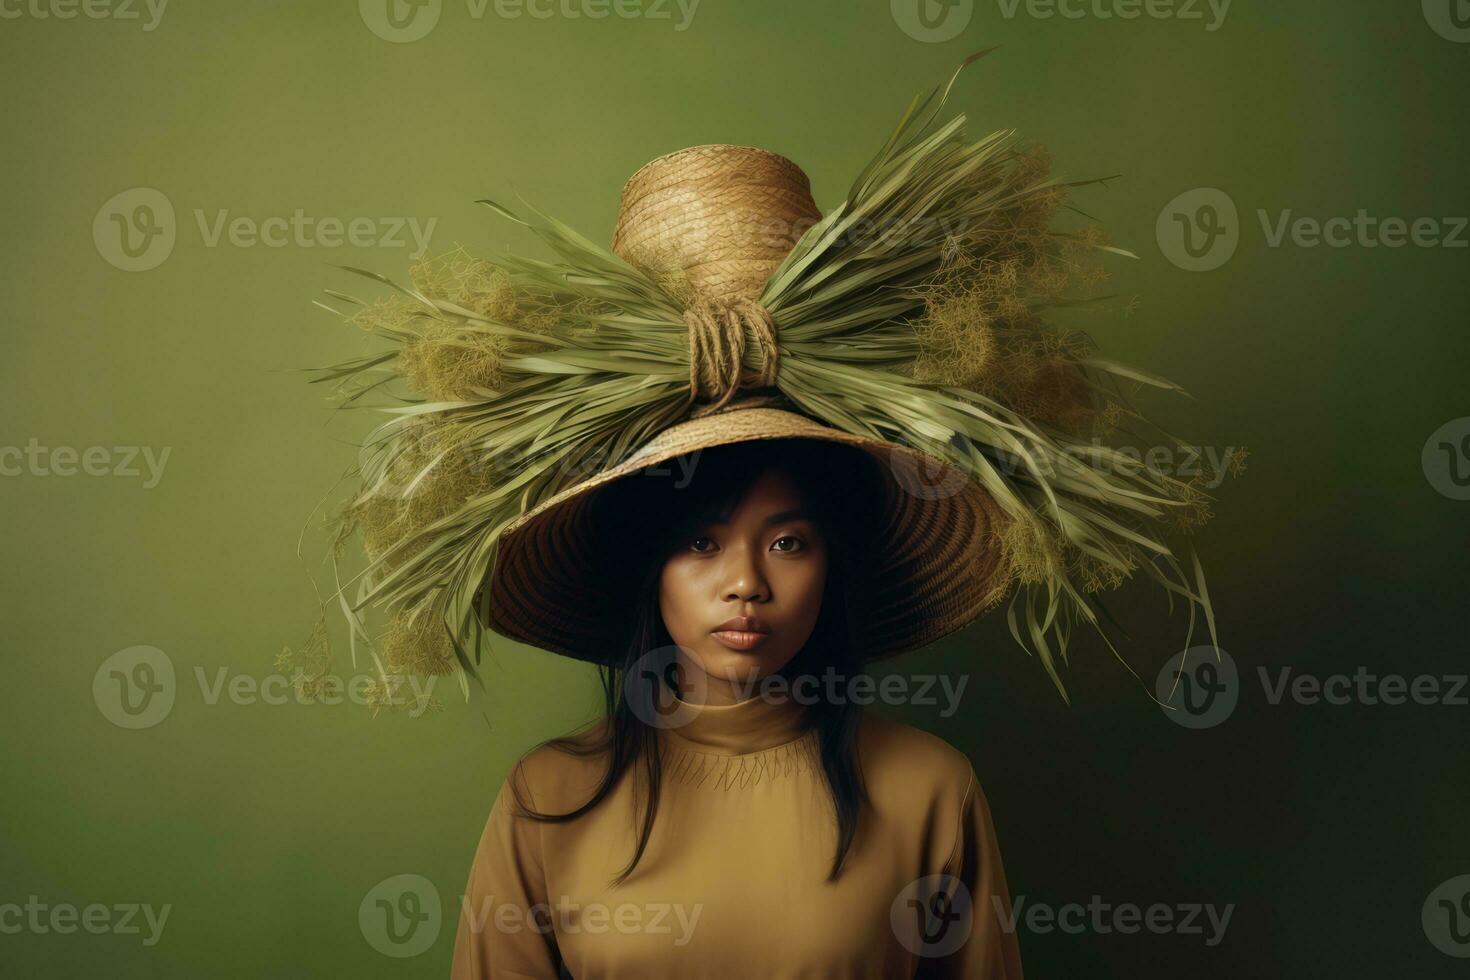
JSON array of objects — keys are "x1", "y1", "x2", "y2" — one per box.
[{"x1": 682, "y1": 296, "x2": 781, "y2": 418}]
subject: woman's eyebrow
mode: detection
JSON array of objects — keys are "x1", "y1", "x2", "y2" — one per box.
[
  {"x1": 706, "y1": 507, "x2": 811, "y2": 527},
  {"x1": 764, "y1": 505, "x2": 811, "y2": 528}
]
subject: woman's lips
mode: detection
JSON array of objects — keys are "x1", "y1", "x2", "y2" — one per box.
[{"x1": 710, "y1": 630, "x2": 771, "y2": 652}]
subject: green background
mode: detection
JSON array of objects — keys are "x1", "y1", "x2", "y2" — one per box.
[{"x1": 2, "y1": 0, "x2": 1467, "y2": 976}]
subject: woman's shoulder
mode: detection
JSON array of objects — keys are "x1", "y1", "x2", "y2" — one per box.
[
  {"x1": 501, "y1": 718, "x2": 616, "y2": 811},
  {"x1": 855, "y1": 710, "x2": 981, "y2": 801}
]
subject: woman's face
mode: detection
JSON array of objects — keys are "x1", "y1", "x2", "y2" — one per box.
[{"x1": 658, "y1": 467, "x2": 828, "y2": 704}]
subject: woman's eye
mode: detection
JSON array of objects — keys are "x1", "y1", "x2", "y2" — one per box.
[
  {"x1": 689, "y1": 536, "x2": 715, "y2": 553},
  {"x1": 772, "y1": 535, "x2": 804, "y2": 553}
]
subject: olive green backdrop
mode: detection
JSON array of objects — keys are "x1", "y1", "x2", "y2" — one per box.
[{"x1": 2, "y1": 0, "x2": 1467, "y2": 976}]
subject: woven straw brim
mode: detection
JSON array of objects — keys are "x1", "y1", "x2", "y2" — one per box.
[{"x1": 483, "y1": 406, "x2": 1014, "y2": 665}]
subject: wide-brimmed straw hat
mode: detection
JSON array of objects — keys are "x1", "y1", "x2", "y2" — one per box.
[
  {"x1": 485, "y1": 145, "x2": 1011, "y2": 665},
  {"x1": 305, "y1": 57, "x2": 1232, "y2": 702}
]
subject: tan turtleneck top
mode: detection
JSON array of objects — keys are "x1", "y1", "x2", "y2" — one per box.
[{"x1": 450, "y1": 690, "x2": 1023, "y2": 979}]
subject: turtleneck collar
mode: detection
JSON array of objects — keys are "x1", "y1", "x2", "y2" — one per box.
[{"x1": 658, "y1": 679, "x2": 813, "y2": 757}]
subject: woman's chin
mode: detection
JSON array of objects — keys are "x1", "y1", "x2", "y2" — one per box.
[{"x1": 684, "y1": 644, "x2": 791, "y2": 693}]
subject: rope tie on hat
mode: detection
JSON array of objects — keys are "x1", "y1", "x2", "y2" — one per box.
[{"x1": 683, "y1": 296, "x2": 780, "y2": 418}]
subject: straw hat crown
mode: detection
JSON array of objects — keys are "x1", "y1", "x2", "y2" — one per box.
[{"x1": 611, "y1": 144, "x2": 822, "y2": 305}]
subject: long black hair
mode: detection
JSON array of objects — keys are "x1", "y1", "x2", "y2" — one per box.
[{"x1": 504, "y1": 436, "x2": 887, "y2": 885}]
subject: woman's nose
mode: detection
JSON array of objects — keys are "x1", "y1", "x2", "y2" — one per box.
[{"x1": 720, "y1": 546, "x2": 769, "y2": 602}]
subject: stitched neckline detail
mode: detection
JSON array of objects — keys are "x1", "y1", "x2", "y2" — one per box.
[{"x1": 658, "y1": 729, "x2": 821, "y2": 790}]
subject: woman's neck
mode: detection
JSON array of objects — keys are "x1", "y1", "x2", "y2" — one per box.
[{"x1": 660, "y1": 672, "x2": 813, "y2": 755}]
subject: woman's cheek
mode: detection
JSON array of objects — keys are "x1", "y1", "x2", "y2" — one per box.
[
  {"x1": 658, "y1": 557, "x2": 705, "y2": 645},
  {"x1": 774, "y1": 555, "x2": 827, "y2": 635}
]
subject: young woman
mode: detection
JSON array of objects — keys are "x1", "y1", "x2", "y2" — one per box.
[
  {"x1": 450, "y1": 435, "x2": 1023, "y2": 978},
  {"x1": 302, "y1": 57, "x2": 1215, "y2": 980}
]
